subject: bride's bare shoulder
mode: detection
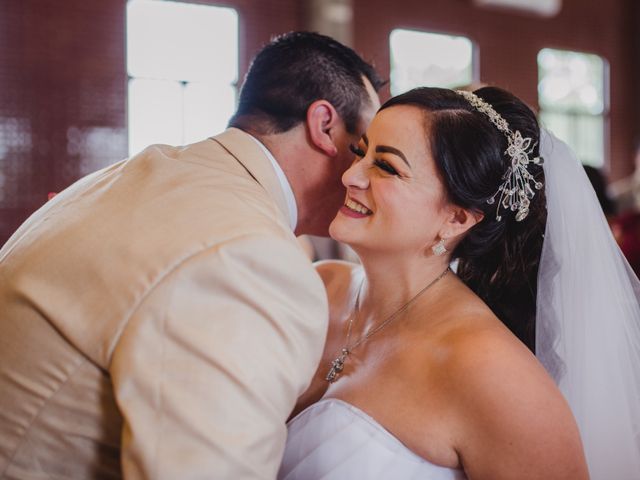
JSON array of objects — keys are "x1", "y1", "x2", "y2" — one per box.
[
  {"x1": 440, "y1": 320, "x2": 588, "y2": 479},
  {"x1": 314, "y1": 260, "x2": 362, "y2": 298},
  {"x1": 314, "y1": 259, "x2": 360, "y2": 278}
]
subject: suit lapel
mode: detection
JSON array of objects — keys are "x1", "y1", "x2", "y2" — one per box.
[{"x1": 211, "y1": 128, "x2": 291, "y2": 227}]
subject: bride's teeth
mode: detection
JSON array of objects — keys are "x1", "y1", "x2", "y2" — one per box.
[{"x1": 345, "y1": 199, "x2": 371, "y2": 214}]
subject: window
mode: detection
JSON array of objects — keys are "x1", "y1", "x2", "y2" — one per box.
[
  {"x1": 389, "y1": 29, "x2": 475, "y2": 95},
  {"x1": 126, "y1": 0, "x2": 238, "y2": 156},
  {"x1": 538, "y1": 48, "x2": 607, "y2": 167}
]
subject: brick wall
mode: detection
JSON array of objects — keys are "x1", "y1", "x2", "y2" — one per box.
[
  {"x1": 1, "y1": 0, "x2": 638, "y2": 245},
  {"x1": 352, "y1": 0, "x2": 639, "y2": 182},
  {"x1": 0, "y1": 0, "x2": 303, "y2": 245}
]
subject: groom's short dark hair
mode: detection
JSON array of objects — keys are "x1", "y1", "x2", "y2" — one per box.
[{"x1": 228, "y1": 31, "x2": 384, "y2": 135}]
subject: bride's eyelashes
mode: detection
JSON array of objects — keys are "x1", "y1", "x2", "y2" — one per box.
[
  {"x1": 373, "y1": 159, "x2": 399, "y2": 175},
  {"x1": 349, "y1": 143, "x2": 366, "y2": 157},
  {"x1": 349, "y1": 143, "x2": 399, "y2": 176}
]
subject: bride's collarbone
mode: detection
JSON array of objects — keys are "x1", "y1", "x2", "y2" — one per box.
[
  {"x1": 313, "y1": 292, "x2": 496, "y2": 471},
  {"x1": 322, "y1": 305, "x2": 465, "y2": 390},
  {"x1": 317, "y1": 313, "x2": 475, "y2": 468}
]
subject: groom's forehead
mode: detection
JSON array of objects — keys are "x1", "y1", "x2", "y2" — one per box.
[{"x1": 355, "y1": 77, "x2": 380, "y2": 134}]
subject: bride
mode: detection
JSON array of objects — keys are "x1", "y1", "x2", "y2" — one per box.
[{"x1": 278, "y1": 87, "x2": 640, "y2": 479}]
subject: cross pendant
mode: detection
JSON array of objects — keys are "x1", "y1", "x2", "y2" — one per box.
[{"x1": 326, "y1": 348, "x2": 350, "y2": 383}]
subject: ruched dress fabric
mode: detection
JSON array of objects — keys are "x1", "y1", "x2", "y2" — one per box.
[{"x1": 279, "y1": 399, "x2": 467, "y2": 480}]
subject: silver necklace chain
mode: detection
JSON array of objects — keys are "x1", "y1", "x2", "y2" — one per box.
[{"x1": 325, "y1": 266, "x2": 450, "y2": 383}]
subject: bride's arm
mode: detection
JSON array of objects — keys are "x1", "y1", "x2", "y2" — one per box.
[
  {"x1": 288, "y1": 260, "x2": 360, "y2": 419},
  {"x1": 447, "y1": 326, "x2": 589, "y2": 480}
]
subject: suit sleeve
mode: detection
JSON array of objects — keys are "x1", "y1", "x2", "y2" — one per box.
[{"x1": 109, "y1": 234, "x2": 329, "y2": 480}]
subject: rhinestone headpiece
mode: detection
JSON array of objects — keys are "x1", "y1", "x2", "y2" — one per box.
[{"x1": 455, "y1": 90, "x2": 543, "y2": 222}]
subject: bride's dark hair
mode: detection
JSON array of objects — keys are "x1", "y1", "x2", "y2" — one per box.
[{"x1": 380, "y1": 87, "x2": 547, "y2": 351}]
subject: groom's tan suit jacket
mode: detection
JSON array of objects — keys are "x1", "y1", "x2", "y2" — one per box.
[{"x1": 0, "y1": 128, "x2": 329, "y2": 479}]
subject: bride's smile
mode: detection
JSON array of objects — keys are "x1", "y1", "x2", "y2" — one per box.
[
  {"x1": 330, "y1": 105, "x2": 468, "y2": 259},
  {"x1": 340, "y1": 197, "x2": 373, "y2": 216}
]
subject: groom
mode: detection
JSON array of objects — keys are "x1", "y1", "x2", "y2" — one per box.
[{"x1": 0, "y1": 31, "x2": 382, "y2": 479}]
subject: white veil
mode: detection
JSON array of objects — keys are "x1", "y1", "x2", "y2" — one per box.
[{"x1": 536, "y1": 129, "x2": 640, "y2": 478}]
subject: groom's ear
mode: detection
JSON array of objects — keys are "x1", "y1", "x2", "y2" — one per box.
[
  {"x1": 306, "y1": 100, "x2": 340, "y2": 157},
  {"x1": 442, "y1": 205, "x2": 484, "y2": 239}
]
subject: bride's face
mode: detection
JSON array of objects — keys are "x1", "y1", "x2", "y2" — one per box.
[{"x1": 329, "y1": 105, "x2": 451, "y2": 255}]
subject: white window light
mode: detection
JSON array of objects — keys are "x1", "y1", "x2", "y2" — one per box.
[
  {"x1": 389, "y1": 29, "x2": 475, "y2": 95},
  {"x1": 126, "y1": 0, "x2": 238, "y2": 156},
  {"x1": 537, "y1": 48, "x2": 607, "y2": 167},
  {"x1": 472, "y1": 0, "x2": 561, "y2": 17}
]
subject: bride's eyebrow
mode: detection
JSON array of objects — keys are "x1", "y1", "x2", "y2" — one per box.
[
  {"x1": 362, "y1": 134, "x2": 369, "y2": 146},
  {"x1": 375, "y1": 145, "x2": 410, "y2": 167}
]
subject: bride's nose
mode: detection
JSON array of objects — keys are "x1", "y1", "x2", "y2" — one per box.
[{"x1": 342, "y1": 160, "x2": 369, "y2": 190}]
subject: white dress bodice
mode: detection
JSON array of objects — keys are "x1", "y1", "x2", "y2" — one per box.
[{"x1": 278, "y1": 399, "x2": 467, "y2": 479}]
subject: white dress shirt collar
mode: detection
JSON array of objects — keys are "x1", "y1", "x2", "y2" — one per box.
[{"x1": 247, "y1": 134, "x2": 298, "y2": 231}]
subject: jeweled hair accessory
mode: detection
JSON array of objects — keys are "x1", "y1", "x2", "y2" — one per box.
[{"x1": 455, "y1": 90, "x2": 543, "y2": 222}]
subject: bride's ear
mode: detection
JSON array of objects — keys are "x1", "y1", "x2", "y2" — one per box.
[{"x1": 441, "y1": 205, "x2": 484, "y2": 240}]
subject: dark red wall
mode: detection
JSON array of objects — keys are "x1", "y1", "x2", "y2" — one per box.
[
  {"x1": 0, "y1": 0, "x2": 128, "y2": 244},
  {"x1": 0, "y1": 0, "x2": 302, "y2": 245},
  {"x1": 0, "y1": 0, "x2": 638, "y2": 245},
  {"x1": 353, "y1": 0, "x2": 638, "y2": 181}
]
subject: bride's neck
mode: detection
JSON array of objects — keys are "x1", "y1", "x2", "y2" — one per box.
[{"x1": 355, "y1": 251, "x2": 451, "y2": 318}]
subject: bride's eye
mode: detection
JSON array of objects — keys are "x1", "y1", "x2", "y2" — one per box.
[
  {"x1": 349, "y1": 143, "x2": 366, "y2": 157},
  {"x1": 374, "y1": 159, "x2": 399, "y2": 176}
]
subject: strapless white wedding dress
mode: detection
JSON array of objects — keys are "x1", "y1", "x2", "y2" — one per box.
[{"x1": 278, "y1": 399, "x2": 467, "y2": 479}]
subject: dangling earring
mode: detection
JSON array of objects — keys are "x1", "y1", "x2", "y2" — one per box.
[{"x1": 432, "y1": 238, "x2": 447, "y2": 256}]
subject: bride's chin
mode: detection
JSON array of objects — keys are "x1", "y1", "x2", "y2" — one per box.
[
  {"x1": 328, "y1": 218, "x2": 354, "y2": 245},
  {"x1": 328, "y1": 220, "x2": 343, "y2": 242}
]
